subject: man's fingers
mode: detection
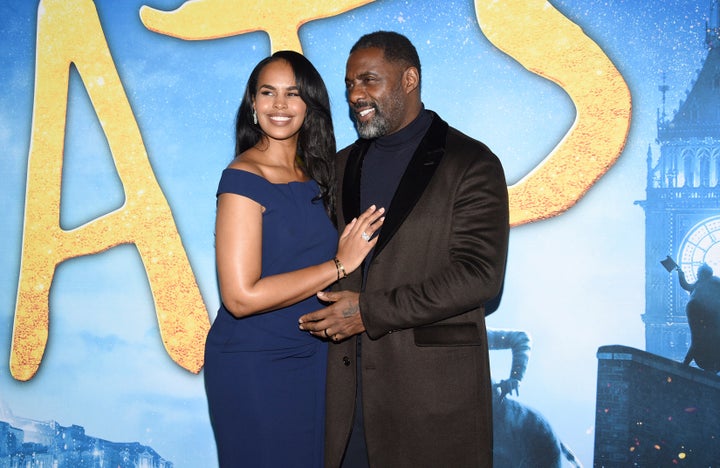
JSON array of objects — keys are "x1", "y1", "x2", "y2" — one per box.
[
  {"x1": 299, "y1": 292, "x2": 339, "y2": 324},
  {"x1": 299, "y1": 291, "x2": 362, "y2": 338},
  {"x1": 317, "y1": 290, "x2": 341, "y2": 302},
  {"x1": 300, "y1": 320, "x2": 325, "y2": 334},
  {"x1": 298, "y1": 310, "x2": 318, "y2": 325}
]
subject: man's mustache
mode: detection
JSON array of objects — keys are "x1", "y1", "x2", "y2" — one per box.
[
  {"x1": 351, "y1": 101, "x2": 378, "y2": 121},
  {"x1": 352, "y1": 101, "x2": 376, "y2": 112}
]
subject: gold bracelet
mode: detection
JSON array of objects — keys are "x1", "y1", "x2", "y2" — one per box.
[{"x1": 333, "y1": 257, "x2": 347, "y2": 280}]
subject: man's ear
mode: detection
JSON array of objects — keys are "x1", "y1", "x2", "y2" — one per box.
[{"x1": 403, "y1": 67, "x2": 420, "y2": 94}]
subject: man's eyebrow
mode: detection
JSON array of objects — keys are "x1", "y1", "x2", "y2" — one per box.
[{"x1": 346, "y1": 72, "x2": 376, "y2": 80}]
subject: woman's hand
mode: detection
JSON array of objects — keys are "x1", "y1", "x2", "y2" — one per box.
[{"x1": 335, "y1": 205, "x2": 385, "y2": 274}]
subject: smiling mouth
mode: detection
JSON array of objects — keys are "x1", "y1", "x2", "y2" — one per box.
[
  {"x1": 354, "y1": 106, "x2": 377, "y2": 123},
  {"x1": 268, "y1": 115, "x2": 292, "y2": 123}
]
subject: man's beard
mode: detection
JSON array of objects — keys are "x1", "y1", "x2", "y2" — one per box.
[
  {"x1": 355, "y1": 105, "x2": 390, "y2": 139},
  {"x1": 353, "y1": 90, "x2": 404, "y2": 139}
]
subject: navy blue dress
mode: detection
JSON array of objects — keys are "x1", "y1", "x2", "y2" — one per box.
[{"x1": 204, "y1": 169, "x2": 336, "y2": 468}]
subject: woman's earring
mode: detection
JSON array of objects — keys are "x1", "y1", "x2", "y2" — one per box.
[{"x1": 252, "y1": 109, "x2": 258, "y2": 125}]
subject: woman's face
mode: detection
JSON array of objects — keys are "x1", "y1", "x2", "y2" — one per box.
[{"x1": 253, "y1": 60, "x2": 307, "y2": 142}]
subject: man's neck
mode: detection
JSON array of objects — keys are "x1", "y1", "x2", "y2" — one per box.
[{"x1": 374, "y1": 107, "x2": 431, "y2": 150}]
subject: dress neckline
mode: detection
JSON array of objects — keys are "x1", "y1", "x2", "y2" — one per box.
[{"x1": 225, "y1": 167, "x2": 313, "y2": 186}]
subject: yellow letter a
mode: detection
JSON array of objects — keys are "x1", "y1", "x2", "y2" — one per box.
[{"x1": 10, "y1": 0, "x2": 210, "y2": 381}]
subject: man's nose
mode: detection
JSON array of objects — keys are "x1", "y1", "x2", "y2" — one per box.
[{"x1": 347, "y1": 84, "x2": 365, "y2": 104}]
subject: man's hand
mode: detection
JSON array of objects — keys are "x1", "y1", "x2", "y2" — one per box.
[{"x1": 299, "y1": 291, "x2": 365, "y2": 341}]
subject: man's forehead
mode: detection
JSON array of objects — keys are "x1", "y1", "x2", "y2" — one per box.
[{"x1": 345, "y1": 47, "x2": 397, "y2": 75}]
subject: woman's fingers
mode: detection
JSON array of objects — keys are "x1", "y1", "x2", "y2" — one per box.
[
  {"x1": 339, "y1": 206, "x2": 385, "y2": 240},
  {"x1": 355, "y1": 206, "x2": 385, "y2": 239},
  {"x1": 334, "y1": 207, "x2": 385, "y2": 274}
]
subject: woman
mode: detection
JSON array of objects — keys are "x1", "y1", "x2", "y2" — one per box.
[{"x1": 204, "y1": 50, "x2": 383, "y2": 467}]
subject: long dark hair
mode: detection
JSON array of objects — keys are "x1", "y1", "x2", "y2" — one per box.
[{"x1": 235, "y1": 50, "x2": 336, "y2": 221}]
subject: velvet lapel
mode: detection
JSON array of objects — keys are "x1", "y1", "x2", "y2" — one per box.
[
  {"x1": 341, "y1": 139, "x2": 370, "y2": 224},
  {"x1": 342, "y1": 113, "x2": 449, "y2": 259},
  {"x1": 375, "y1": 115, "x2": 448, "y2": 258}
]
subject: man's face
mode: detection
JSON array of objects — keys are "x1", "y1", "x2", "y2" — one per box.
[{"x1": 344, "y1": 47, "x2": 409, "y2": 139}]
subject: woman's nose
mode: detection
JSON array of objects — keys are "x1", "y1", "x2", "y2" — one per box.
[{"x1": 273, "y1": 96, "x2": 287, "y2": 108}]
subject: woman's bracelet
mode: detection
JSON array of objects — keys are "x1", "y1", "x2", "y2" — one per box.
[{"x1": 333, "y1": 257, "x2": 347, "y2": 280}]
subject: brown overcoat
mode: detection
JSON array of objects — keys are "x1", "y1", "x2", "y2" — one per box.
[{"x1": 325, "y1": 112, "x2": 510, "y2": 468}]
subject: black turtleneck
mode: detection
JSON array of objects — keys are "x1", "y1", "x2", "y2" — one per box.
[
  {"x1": 344, "y1": 108, "x2": 435, "y2": 468},
  {"x1": 360, "y1": 108, "x2": 433, "y2": 213}
]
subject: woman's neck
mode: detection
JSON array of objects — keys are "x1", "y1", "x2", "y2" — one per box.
[{"x1": 246, "y1": 137, "x2": 306, "y2": 182}]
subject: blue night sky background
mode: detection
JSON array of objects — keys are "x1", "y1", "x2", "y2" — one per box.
[{"x1": 0, "y1": 0, "x2": 715, "y2": 465}]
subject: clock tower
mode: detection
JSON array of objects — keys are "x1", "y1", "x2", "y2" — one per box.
[{"x1": 637, "y1": 1, "x2": 720, "y2": 361}]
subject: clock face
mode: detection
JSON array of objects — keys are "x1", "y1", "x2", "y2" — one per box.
[{"x1": 678, "y1": 216, "x2": 720, "y2": 282}]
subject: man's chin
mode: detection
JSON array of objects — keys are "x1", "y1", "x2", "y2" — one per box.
[
  {"x1": 357, "y1": 128, "x2": 374, "y2": 139},
  {"x1": 356, "y1": 121, "x2": 386, "y2": 139}
]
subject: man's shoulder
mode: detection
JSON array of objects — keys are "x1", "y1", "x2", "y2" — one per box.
[
  {"x1": 426, "y1": 110, "x2": 493, "y2": 155},
  {"x1": 441, "y1": 126, "x2": 502, "y2": 175},
  {"x1": 445, "y1": 124, "x2": 493, "y2": 154}
]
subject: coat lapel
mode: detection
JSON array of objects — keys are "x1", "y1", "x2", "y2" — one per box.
[
  {"x1": 342, "y1": 113, "x2": 449, "y2": 259},
  {"x1": 341, "y1": 139, "x2": 370, "y2": 224},
  {"x1": 375, "y1": 115, "x2": 448, "y2": 257}
]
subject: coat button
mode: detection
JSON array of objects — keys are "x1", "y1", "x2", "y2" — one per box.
[{"x1": 343, "y1": 356, "x2": 351, "y2": 366}]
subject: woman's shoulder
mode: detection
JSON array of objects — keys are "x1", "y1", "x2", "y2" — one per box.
[
  {"x1": 226, "y1": 152, "x2": 266, "y2": 177},
  {"x1": 218, "y1": 158, "x2": 273, "y2": 199},
  {"x1": 221, "y1": 150, "x2": 277, "y2": 183}
]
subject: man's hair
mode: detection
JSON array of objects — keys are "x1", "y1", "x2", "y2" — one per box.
[{"x1": 350, "y1": 31, "x2": 421, "y2": 82}]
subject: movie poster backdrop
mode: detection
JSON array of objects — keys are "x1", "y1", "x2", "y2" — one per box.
[{"x1": 1, "y1": 0, "x2": 717, "y2": 466}]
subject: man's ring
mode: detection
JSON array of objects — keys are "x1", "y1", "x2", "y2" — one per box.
[
  {"x1": 361, "y1": 231, "x2": 371, "y2": 242},
  {"x1": 323, "y1": 329, "x2": 329, "y2": 338}
]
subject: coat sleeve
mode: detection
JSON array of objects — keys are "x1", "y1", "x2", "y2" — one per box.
[{"x1": 359, "y1": 144, "x2": 510, "y2": 339}]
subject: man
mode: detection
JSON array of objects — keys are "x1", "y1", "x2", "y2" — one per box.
[
  {"x1": 677, "y1": 263, "x2": 720, "y2": 372},
  {"x1": 299, "y1": 31, "x2": 509, "y2": 467}
]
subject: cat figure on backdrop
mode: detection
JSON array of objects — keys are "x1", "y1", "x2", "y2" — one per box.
[
  {"x1": 676, "y1": 263, "x2": 720, "y2": 373},
  {"x1": 489, "y1": 329, "x2": 583, "y2": 468}
]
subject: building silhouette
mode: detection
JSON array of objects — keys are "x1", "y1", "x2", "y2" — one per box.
[
  {"x1": 0, "y1": 402, "x2": 172, "y2": 468},
  {"x1": 594, "y1": 345, "x2": 720, "y2": 466},
  {"x1": 637, "y1": 0, "x2": 720, "y2": 362}
]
